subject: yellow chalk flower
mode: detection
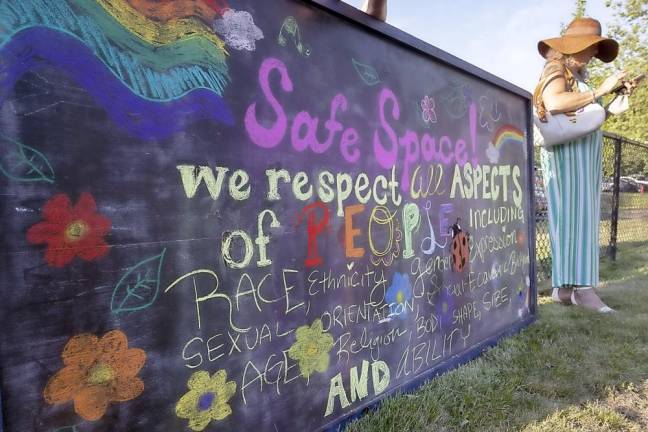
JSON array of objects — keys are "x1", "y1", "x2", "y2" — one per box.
[
  {"x1": 175, "y1": 370, "x2": 236, "y2": 431},
  {"x1": 288, "y1": 319, "x2": 334, "y2": 379}
]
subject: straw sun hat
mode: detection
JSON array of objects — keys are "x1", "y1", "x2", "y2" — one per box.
[{"x1": 538, "y1": 17, "x2": 619, "y2": 62}]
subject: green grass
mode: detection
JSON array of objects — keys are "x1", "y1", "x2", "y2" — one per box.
[
  {"x1": 601, "y1": 192, "x2": 648, "y2": 211},
  {"x1": 345, "y1": 243, "x2": 648, "y2": 432}
]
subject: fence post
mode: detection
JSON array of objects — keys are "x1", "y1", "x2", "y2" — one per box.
[{"x1": 607, "y1": 137, "x2": 622, "y2": 261}]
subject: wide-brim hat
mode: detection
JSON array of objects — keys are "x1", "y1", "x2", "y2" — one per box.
[{"x1": 538, "y1": 17, "x2": 619, "y2": 63}]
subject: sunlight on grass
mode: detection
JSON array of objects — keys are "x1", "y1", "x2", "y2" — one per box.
[
  {"x1": 523, "y1": 381, "x2": 648, "y2": 432},
  {"x1": 345, "y1": 244, "x2": 648, "y2": 432}
]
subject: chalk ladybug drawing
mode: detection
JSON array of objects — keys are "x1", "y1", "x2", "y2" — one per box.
[{"x1": 450, "y1": 218, "x2": 470, "y2": 272}]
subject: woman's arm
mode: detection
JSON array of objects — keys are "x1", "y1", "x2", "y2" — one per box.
[
  {"x1": 362, "y1": 0, "x2": 387, "y2": 21},
  {"x1": 541, "y1": 76, "x2": 597, "y2": 114},
  {"x1": 542, "y1": 71, "x2": 627, "y2": 114}
]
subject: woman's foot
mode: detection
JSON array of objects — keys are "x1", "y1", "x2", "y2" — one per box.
[
  {"x1": 551, "y1": 286, "x2": 573, "y2": 304},
  {"x1": 571, "y1": 287, "x2": 615, "y2": 313}
]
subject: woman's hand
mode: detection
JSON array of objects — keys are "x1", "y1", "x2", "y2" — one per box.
[
  {"x1": 620, "y1": 76, "x2": 642, "y2": 96},
  {"x1": 595, "y1": 70, "x2": 628, "y2": 97}
]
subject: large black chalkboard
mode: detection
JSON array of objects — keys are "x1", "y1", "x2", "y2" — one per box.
[{"x1": 0, "y1": 0, "x2": 536, "y2": 431}]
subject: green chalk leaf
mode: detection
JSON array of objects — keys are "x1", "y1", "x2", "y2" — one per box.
[
  {"x1": 0, "y1": 134, "x2": 55, "y2": 183},
  {"x1": 352, "y1": 58, "x2": 381, "y2": 86},
  {"x1": 111, "y1": 249, "x2": 167, "y2": 315}
]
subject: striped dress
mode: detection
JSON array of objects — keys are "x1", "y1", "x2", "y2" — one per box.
[{"x1": 540, "y1": 79, "x2": 603, "y2": 288}]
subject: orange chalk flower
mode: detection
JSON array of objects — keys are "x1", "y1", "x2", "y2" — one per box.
[{"x1": 43, "y1": 330, "x2": 146, "y2": 421}]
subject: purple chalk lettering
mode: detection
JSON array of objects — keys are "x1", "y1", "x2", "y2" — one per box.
[{"x1": 245, "y1": 58, "x2": 293, "y2": 149}]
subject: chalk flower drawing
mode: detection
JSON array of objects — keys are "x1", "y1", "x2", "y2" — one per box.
[
  {"x1": 420, "y1": 95, "x2": 438, "y2": 124},
  {"x1": 517, "y1": 280, "x2": 526, "y2": 303},
  {"x1": 385, "y1": 272, "x2": 412, "y2": 318},
  {"x1": 213, "y1": 9, "x2": 264, "y2": 51},
  {"x1": 43, "y1": 330, "x2": 146, "y2": 421},
  {"x1": 175, "y1": 370, "x2": 237, "y2": 431},
  {"x1": 486, "y1": 142, "x2": 500, "y2": 163},
  {"x1": 27, "y1": 192, "x2": 111, "y2": 267},
  {"x1": 438, "y1": 293, "x2": 456, "y2": 328},
  {"x1": 288, "y1": 319, "x2": 334, "y2": 379}
]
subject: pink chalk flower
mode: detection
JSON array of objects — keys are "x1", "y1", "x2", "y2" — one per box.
[{"x1": 421, "y1": 95, "x2": 438, "y2": 124}]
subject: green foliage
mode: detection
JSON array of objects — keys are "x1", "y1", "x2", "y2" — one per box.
[
  {"x1": 561, "y1": 0, "x2": 588, "y2": 33},
  {"x1": 573, "y1": 0, "x2": 589, "y2": 18},
  {"x1": 590, "y1": 0, "x2": 648, "y2": 175}
]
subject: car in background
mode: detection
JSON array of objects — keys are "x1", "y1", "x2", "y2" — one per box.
[
  {"x1": 601, "y1": 177, "x2": 645, "y2": 193},
  {"x1": 626, "y1": 175, "x2": 648, "y2": 190},
  {"x1": 619, "y1": 177, "x2": 643, "y2": 193}
]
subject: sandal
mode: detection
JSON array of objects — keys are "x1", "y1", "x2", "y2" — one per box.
[{"x1": 570, "y1": 287, "x2": 615, "y2": 313}]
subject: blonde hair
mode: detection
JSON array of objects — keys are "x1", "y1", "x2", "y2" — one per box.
[{"x1": 543, "y1": 48, "x2": 589, "y2": 80}]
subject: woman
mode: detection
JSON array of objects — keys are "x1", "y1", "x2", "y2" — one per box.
[{"x1": 537, "y1": 18, "x2": 637, "y2": 312}]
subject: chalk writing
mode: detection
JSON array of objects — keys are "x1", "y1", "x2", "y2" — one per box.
[
  {"x1": 325, "y1": 360, "x2": 390, "y2": 417},
  {"x1": 478, "y1": 91, "x2": 502, "y2": 131}
]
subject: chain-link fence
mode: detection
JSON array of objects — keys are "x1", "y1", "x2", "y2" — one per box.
[{"x1": 535, "y1": 132, "x2": 648, "y2": 282}]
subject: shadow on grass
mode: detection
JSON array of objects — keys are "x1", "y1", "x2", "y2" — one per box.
[{"x1": 344, "y1": 244, "x2": 648, "y2": 432}]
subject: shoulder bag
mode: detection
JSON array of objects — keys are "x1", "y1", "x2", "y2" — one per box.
[{"x1": 533, "y1": 63, "x2": 606, "y2": 147}]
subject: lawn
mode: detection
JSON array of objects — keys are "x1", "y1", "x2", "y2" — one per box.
[{"x1": 344, "y1": 243, "x2": 648, "y2": 432}]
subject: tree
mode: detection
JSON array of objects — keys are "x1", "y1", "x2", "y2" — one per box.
[
  {"x1": 573, "y1": 0, "x2": 588, "y2": 18},
  {"x1": 561, "y1": 0, "x2": 588, "y2": 33},
  {"x1": 589, "y1": 0, "x2": 648, "y2": 175}
]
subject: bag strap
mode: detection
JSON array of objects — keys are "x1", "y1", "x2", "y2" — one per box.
[{"x1": 534, "y1": 61, "x2": 575, "y2": 122}]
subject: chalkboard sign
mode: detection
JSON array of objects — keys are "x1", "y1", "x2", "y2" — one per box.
[{"x1": 0, "y1": 0, "x2": 537, "y2": 430}]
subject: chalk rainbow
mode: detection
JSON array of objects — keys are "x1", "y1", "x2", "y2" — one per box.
[
  {"x1": 97, "y1": 0, "x2": 227, "y2": 49},
  {"x1": 0, "y1": 28, "x2": 233, "y2": 140},
  {"x1": 0, "y1": 0, "x2": 230, "y2": 100},
  {"x1": 0, "y1": 0, "x2": 237, "y2": 139},
  {"x1": 126, "y1": 0, "x2": 229, "y2": 24},
  {"x1": 493, "y1": 125, "x2": 525, "y2": 149}
]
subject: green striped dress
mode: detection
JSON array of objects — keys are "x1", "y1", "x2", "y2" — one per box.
[{"x1": 540, "y1": 80, "x2": 603, "y2": 288}]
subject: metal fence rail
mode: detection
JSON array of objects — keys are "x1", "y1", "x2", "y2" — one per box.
[{"x1": 535, "y1": 132, "x2": 648, "y2": 282}]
